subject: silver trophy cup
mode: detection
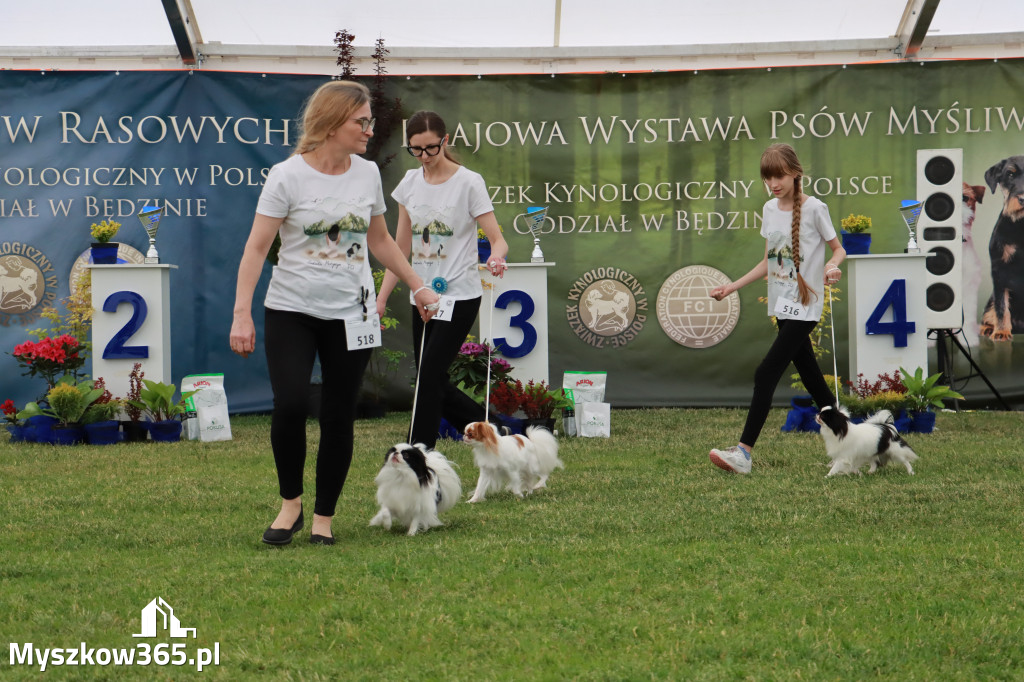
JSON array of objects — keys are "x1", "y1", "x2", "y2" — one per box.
[
  {"x1": 899, "y1": 200, "x2": 922, "y2": 253},
  {"x1": 137, "y1": 205, "x2": 163, "y2": 263},
  {"x1": 526, "y1": 205, "x2": 547, "y2": 263}
]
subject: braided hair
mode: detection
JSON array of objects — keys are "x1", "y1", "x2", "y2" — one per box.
[{"x1": 761, "y1": 143, "x2": 815, "y2": 306}]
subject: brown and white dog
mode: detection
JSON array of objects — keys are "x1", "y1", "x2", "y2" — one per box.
[
  {"x1": 981, "y1": 156, "x2": 1024, "y2": 341},
  {"x1": 462, "y1": 422, "x2": 563, "y2": 503},
  {"x1": 962, "y1": 182, "x2": 986, "y2": 344}
]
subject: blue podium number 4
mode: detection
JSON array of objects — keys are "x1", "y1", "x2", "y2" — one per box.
[
  {"x1": 102, "y1": 290, "x2": 150, "y2": 359},
  {"x1": 865, "y1": 279, "x2": 915, "y2": 348}
]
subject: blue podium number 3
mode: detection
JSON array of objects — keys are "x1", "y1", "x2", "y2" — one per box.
[
  {"x1": 493, "y1": 289, "x2": 538, "y2": 358},
  {"x1": 102, "y1": 291, "x2": 150, "y2": 359},
  {"x1": 865, "y1": 279, "x2": 915, "y2": 348}
]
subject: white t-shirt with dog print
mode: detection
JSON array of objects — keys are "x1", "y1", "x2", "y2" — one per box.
[
  {"x1": 761, "y1": 196, "x2": 837, "y2": 322},
  {"x1": 257, "y1": 154, "x2": 385, "y2": 321},
  {"x1": 392, "y1": 165, "x2": 494, "y2": 304}
]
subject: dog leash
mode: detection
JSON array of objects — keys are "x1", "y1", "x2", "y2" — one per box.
[
  {"x1": 408, "y1": 322, "x2": 429, "y2": 443},
  {"x1": 483, "y1": 280, "x2": 495, "y2": 423},
  {"x1": 828, "y1": 284, "x2": 839, "y2": 399}
]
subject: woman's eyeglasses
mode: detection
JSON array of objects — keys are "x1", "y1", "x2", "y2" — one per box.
[
  {"x1": 352, "y1": 117, "x2": 376, "y2": 133},
  {"x1": 406, "y1": 143, "x2": 443, "y2": 158}
]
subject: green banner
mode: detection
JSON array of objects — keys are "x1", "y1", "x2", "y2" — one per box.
[{"x1": 1, "y1": 61, "x2": 1022, "y2": 411}]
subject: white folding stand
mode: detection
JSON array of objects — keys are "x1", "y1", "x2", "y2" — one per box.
[
  {"x1": 89, "y1": 264, "x2": 176, "y2": 400},
  {"x1": 846, "y1": 253, "x2": 929, "y2": 383},
  {"x1": 478, "y1": 262, "x2": 555, "y2": 384}
]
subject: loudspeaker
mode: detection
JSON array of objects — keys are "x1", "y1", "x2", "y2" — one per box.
[{"x1": 916, "y1": 148, "x2": 963, "y2": 330}]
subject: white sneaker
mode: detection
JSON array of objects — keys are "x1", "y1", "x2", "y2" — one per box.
[{"x1": 709, "y1": 445, "x2": 751, "y2": 474}]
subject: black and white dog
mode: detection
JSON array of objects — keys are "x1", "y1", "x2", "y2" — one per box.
[
  {"x1": 981, "y1": 155, "x2": 1024, "y2": 342},
  {"x1": 369, "y1": 443, "x2": 461, "y2": 536},
  {"x1": 815, "y1": 406, "x2": 919, "y2": 477}
]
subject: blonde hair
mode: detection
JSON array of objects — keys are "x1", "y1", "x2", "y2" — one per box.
[
  {"x1": 761, "y1": 143, "x2": 815, "y2": 306},
  {"x1": 292, "y1": 80, "x2": 370, "y2": 156}
]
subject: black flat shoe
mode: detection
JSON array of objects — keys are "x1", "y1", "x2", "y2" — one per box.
[
  {"x1": 262, "y1": 508, "x2": 303, "y2": 545},
  {"x1": 309, "y1": 533, "x2": 335, "y2": 546}
]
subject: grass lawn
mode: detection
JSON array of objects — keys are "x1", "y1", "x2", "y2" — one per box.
[{"x1": 2, "y1": 408, "x2": 1023, "y2": 681}]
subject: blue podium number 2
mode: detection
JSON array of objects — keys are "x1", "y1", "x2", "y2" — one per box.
[
  {"x1": 865, "y1": 279, "x2": 915, "y2": 348},
  {"x1": 493, "y1": 289, "x2": 538, "y2": 358},
  {"x1": 102, "y1": 291, "x2": 150, "y2": 359}
]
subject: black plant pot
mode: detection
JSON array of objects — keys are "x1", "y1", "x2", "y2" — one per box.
[{"x1": 121, "y1": 420, "x2": 148, "y2": 442}]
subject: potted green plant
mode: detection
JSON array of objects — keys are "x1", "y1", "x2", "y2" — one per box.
[
  {"x1": 81, "y1": 377, "x2": 122, "y2": 445},
  {"x1": 2, "y1": 399, "x2": 27, "y2": 443},
  {"x1": 899, "y1": 367, "x2": 965, "y2": 433},
  {"x1": 128, "y1": 379, "x2": 197, "y2": 442},
  {"x1": 90, "y1": 219, "x2": 121, "y2": 264},
  {"x1": 840, "y1": 213, "x2": 872, "y2": 255},
  {"x1": 120, "y1": 362, "x2": 148, "y2": 441},
  {"x1": 18, "y1": 378, "x2": 104, "y2": 445}
]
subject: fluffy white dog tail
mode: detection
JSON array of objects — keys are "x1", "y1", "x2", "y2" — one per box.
[
  {"x1": 425, "y1": 450, "x2": 462, "y2": 515},
  {"x1": 525, "y1": 426, "x2": 564, "y2": 476},
  {"x1": 866, "y1": 409, "x2": 894, "y2": 425}
]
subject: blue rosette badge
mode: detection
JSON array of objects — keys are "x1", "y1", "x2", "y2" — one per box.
[{"x1": 431, "y1": 276, "x2": 448, "y2": 294}]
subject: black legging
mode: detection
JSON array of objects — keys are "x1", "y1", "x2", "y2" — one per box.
[
  {"x1": 740, "y1": 318, "x2": 837, "y2": 447},
  {"x1": 408, "y1": 296, "x2": 487, "y2": 448},
  {"x1": 264, "y1": 307, "x2": 371, "y2": 517}
]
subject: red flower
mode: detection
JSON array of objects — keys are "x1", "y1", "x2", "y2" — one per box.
[{"x1": 1, "y1": 399, "x2": 15, "y2": 416}]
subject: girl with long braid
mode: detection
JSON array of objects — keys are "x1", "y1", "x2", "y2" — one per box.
[{"x1": 707, "y1": 143, "x2": 846, "y2": 474}]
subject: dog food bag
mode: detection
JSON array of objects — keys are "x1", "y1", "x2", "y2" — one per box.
[
  {"x1": 563, "y1": 371, "x2": 607, "y2": 436},
  {"x1": 182, "y1": 373, "x2": 232, "y2": 442},
  {"x1": 579, "y1": 402, "x2": 611, "y2": 438}
]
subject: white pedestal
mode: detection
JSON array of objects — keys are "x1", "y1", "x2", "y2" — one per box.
[
  {"x1": 89, "y1": 264, "x2": 176, "y2": 400},
  {"x1": 477, "y1": 262, "x2": 554, "y2": 384},
  {"x1": 847, "y1": 253, "x2": 929, "y2": 383}
]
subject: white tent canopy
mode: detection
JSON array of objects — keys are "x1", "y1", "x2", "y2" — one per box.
[{"x1": 2, "y1": 0, "x2": 1023, "y2": 74}]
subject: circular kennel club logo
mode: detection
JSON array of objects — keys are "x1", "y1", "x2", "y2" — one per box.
[
  {"x1": 657, "y1": 265, "x2": 740, "y2": 348},
  {"x1": 565, "y1": 267, "x2": 647, "y2": 348},
  {"x1": 0, "y1": 246, "x2": 57, "y2": 326}
]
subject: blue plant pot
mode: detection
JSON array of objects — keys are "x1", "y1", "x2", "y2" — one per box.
[
  {"x1": 437, "y1": 417, "x2": 464, "y2": 441},
  {"x1": 910, "y1": 410, "x2": 936, "y2": 433},
  {"x1": 25, "y1": 415, "x2": 58, "y2": 443},
  {"x1": 781, "y1": 396, "x2": 819, "y2": 432},
  {"x1": 51, "y1": 425, "x2": 86, "y2": 446},
  {"x1": 148, "y1": 419, "x2": 183, "y2": 442},
  {"x1": 84, "y1": 420, "x2": 121, "y2": 445},
  {"x1": 893, "y1": 409, "x2": 912, "y2": 434},
  {"x1": 90, "y1": 242, "x2": 119, "y2": 265},
  {"x1": 498, "y1": 414, "x2": 524, "y2": 435},
  {"x1": 842, "y1": 231, "x2": 871, "y2": 255},
  {"x1": 6, "y1": 424, "x2": 27, "y2": 443},
  {"x1": 477, "y1": 239, "x2": 491, "y2": 264}
]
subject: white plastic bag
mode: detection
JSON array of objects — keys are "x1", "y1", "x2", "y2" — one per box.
[
  {"x1": 579, "y1": 402, "x2": 611, "y2": 438},
  {"x1": 181, "y1": 374, "x2": 232, "y2": 442}
]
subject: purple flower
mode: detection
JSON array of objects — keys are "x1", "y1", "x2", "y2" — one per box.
[
  {"x1": 460, "y1": 342, "x2": 485, "y2": 356},
  {"x1": 491, "y1": 358, "x2": 511, "y2": 371}
]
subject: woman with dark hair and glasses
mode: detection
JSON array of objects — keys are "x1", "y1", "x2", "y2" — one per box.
[
  {"x1": 377, "y1": 110, "x2": 509, "y2": 447},
  {"x1": 230, "y1": 82, "x2": 439, "y2": 546}
]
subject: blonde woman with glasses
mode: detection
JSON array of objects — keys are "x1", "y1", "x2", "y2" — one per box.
[{"x1": 230, "y1": 81, "x2": 439, "y2": 546}]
